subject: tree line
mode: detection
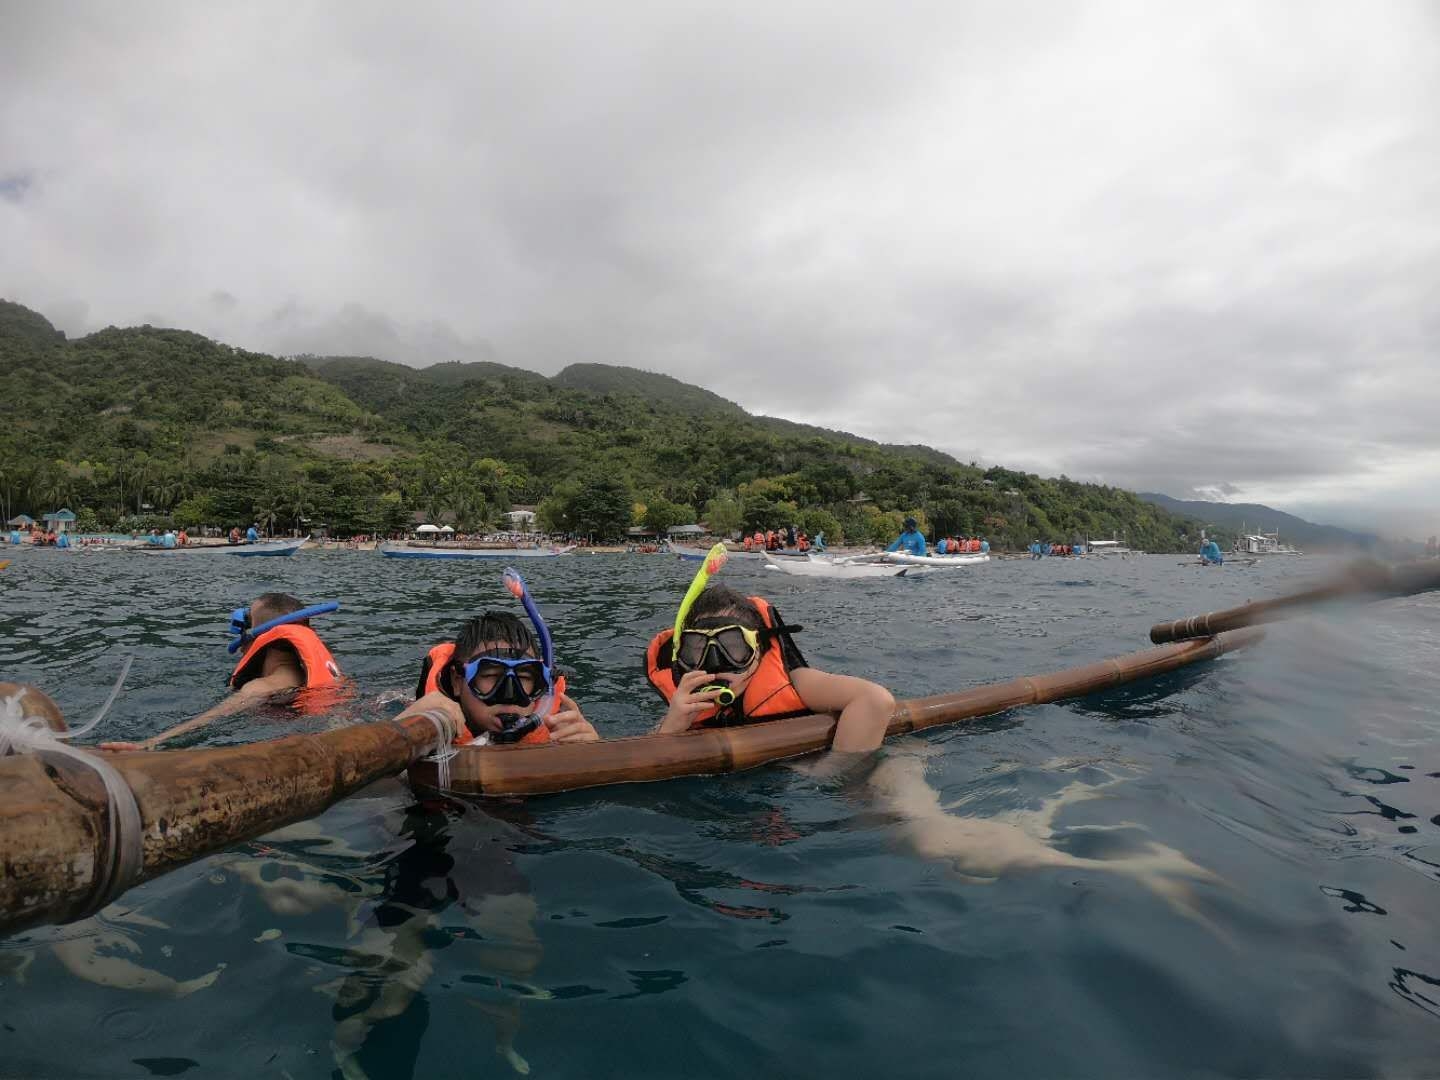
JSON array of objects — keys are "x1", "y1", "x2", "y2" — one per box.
[{"x1": 1, "y1": 300, "x2": 1211, "y2": 549}]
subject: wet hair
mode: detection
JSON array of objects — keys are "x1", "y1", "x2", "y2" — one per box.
[
  {"x1": 683, "y1": 585, "x2": 764, "y2": 632},
  {"x1": 251, "y1": 592, "x2": 307, "y2": 627},
  {"x1": 452, "y1": 612, "x2": 537, "y2": 662}
]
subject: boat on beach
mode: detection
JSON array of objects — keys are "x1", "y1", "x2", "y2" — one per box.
[{"x1": 378, "y1": 540, "x2": 573, "y2": 559}]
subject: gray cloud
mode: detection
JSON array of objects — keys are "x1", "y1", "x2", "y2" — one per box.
[{"x1": 1, "y1": 1, "x2": 1437, "y2": 535}]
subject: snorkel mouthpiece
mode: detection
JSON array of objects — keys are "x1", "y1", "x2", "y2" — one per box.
[{"x1": 707, "y1": 685, "x2": 737, "y2": 706}]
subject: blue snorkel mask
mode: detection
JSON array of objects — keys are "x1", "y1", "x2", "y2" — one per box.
[
  {"x1": 445, "y1": 569, "x2": 557, "y2": 744},
  {"x1": 228, "y1": 601, "x2": 340, "y2": 654}
]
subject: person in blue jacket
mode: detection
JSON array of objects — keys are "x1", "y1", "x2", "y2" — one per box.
[
  {"x1": 1199, "y1": 539, "x2": 1224, "y2": 565},
  {"x1": 246, "y1": 522, "x2": 260, "y2": 543},
  {"x1": 887, "y1": 516, "x2": 927, "y2": 556}
]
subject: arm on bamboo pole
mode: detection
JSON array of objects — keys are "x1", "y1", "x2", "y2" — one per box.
[
  {"x1": 1149, "y1": 559, "x2": 1440, "y2": 644},
  {"x1": 0, "y1": 699, "x2": 456, "y2": 940}
]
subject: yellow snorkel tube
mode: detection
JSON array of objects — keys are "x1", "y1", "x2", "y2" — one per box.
[{"x1": 673, "y1": 542, "x2": 737, "y2": 706}]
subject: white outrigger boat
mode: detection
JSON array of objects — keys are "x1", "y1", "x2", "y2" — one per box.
[
  {"x1": 379, "y1": 541, "x2": 573, "y2": 560},
  {"x1": 869, "y1": 551, "x2": 989, "y2": 568},
  {"x1": 1232, "y1": 530, "x2": 1302, "y2": 556},
  {"x1": 764, "y1": 554, "x2": 919, "y2": 579},
  {"x1": 1086, "y1": 539, "x2": 1140, "y2": 556}
]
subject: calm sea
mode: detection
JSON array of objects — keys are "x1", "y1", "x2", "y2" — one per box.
[{"x1": 1, "y1": 548, "x2": 1437, "y2": 1078}]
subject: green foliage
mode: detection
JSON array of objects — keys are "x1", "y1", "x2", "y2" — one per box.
[
  {"x1": 0, "y1": 299, "x2": 1217, "y2": 550},
  {"x1": 641, "y1": 497, "x2": 694, "y2": 534},
  {"x1": 702, "y1": 492, "x2": 744, "y2": 537}
]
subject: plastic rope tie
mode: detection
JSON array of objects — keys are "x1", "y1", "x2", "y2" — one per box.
[
  {"x1": 0, "y1": 682, "x2": 145, "y2": 919},
  {"x1": 413, "y1": 708, "x2": 457, "y2": 792}
]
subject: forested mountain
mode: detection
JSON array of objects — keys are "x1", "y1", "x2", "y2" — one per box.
[{"x1": 1, "y1": 298, "x2": 1212, "y2": 547}]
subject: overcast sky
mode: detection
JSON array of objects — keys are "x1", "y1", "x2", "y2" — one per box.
[{"x1": 2, "y1": 2, "x2": 1437, "y2": 536}]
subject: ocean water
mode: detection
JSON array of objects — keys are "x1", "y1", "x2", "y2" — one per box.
[{"x1": 1, "y1": 548, "x2": 1437, "y2": 1079}]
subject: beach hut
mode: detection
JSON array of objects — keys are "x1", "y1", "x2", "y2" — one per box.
[
  {"x1": 42, "y1": 509, "x2": 76, "y2": 534},
  {"x1": 6, "y1": 514, "x2": 35, "y2": 528},
  {"x1": 415, "y1": 524, "x2": 441, "y2": 535},
  {"x1": 666, "y1": 524, "x2": 706, "y2": 537}
]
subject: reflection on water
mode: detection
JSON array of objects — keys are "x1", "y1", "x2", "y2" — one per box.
[{"x1": 1, "y1": 550, "x2": 1438, "y2": 1077}]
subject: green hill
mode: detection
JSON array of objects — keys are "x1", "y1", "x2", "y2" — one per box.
[
  {"x1": 0, "y1": 298, "x2": 1216, "y2": 547},
  {"x1": 552, "y1": 363, "x2": 746, "y2": 417}
]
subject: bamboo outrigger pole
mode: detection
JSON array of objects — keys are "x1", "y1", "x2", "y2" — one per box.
[
  {"x1": 0, "y1": 684, "x2": 455, "y2": 940},
  {"x1": 408, "y1": 627, "x2": 1264, "y2": 798},
  {"x1": 1, "y1": 627, "x2": 1259, "y2": 938},
  {"x1": 1149, "y1": 559, "x2": 1440, "y2": 645}
]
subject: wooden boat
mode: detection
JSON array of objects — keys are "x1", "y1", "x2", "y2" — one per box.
[
  {"x1": 379, "y1": 541, "x2": 573, "y2": 559},
  {"x1": 134, "y1": 535, "x2": 308, "y2": 557}
]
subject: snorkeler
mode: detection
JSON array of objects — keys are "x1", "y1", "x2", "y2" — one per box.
[
  {"x1": 99, "y1": 592, "x2": 342, "y2": 752},
  {"x1": 397, "y1": 568, "x2": 597, "y2": 745},
  {"x1": 646, "y1": 545, "x2": 894, "y2": 752}
]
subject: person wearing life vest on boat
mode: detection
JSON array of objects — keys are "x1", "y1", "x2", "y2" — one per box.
[
  {"x1": 742, "y1": 534, "x2": 754, "y2": 552},
  {"x1": 246, "y1": 522, "x2": 260, "y2": 543},
  {"x1": 887, "y1": 516, "x2": 927, "y2": 556},
  {"x1": 398, "y1": 568, "x2": 597, "y2": 747},
  {"x1": 647, "y1": 546, "x2": 894, "y2": 753},
  {"x1": 100, "y1": 592, "x2": 343, "y2": 751}
]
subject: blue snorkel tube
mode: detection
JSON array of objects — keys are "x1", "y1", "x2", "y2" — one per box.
[
  {"x1": 228, "y1": 601, "x2": 340, "y2": 654},
  {"x1": 502, "y1": 567, "x2": 554, "y2": 682}
]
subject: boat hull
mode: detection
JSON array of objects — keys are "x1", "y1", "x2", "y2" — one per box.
[
  {"x1": 379, "y1": 542, "x2": 569, "y2": 559},
  {"x1": 135, "y1": 536, "x2": 307, "y2": 556},
  {"x1": 879, "y1": 552, "x2": 989, "y2": 568},
  {"x1": 764, "y1": 555, "x2": 913, "y2": 578}
]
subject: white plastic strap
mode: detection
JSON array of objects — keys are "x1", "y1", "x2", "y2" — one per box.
[
  {"x1": 412, "y1": 708, "x2": 458, "y2": 792},
  {"x1": 1, "y1": 685, "x2": 145, "y2": 917}
]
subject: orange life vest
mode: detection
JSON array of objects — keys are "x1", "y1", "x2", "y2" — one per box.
[
  {"x1": 229, "y1": 625, "x2": 341, "y2": 691},
  {"x1": 644, "y1": 596, "x2": 810, "y2": 728},
  {"x1": 416, "y1": 642, "x2": 554, "y2": 747}
]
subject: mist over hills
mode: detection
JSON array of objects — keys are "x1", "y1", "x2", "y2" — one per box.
[{"x1": 1138, "y1": 493, "x2": 1421, "y2": 556}]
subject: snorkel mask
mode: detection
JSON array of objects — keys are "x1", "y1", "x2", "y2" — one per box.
[
  {"x1": 228, "y1": 601, "x2": 339, "y2": 654},
  {"x1": 670, "y1": 543, "x2": 741, "y2": 706},
  {"x1": 447, "y1": 568, "x2": 557, "y2": 744}
]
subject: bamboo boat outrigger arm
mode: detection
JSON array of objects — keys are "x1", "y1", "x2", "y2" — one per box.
[
  {"x1": 1149, "y1": 559, "x2": 1440, "y2": 644},
  {"x1": 0, "y1": 685, "x2": 457, "y2": 939},
  {"x1": 406, "y1": 627, "x2": 1265, "y2": 798},
  {"x1": 1, "y1": 628, "x2": 1263, "y2": 939}
]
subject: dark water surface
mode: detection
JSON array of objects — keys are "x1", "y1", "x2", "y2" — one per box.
[{"x1": 2, "y1": 549, "x2": 1438, "y2": 1078}]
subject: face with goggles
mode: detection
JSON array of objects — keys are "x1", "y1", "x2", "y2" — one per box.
[
  {"x1": 672, "y1": 616, "x2": 766, "y2": 700},
  {"x1": 445, "y1": 641, "x2": 553, "y2": 743}
]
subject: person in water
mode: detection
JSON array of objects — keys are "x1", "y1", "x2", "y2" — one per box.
[
  {"x1": 646, "y1": 551, "x2": 894, "y2": 752},
  {"x1": 887, "y1": 515, "x2": 927, "y2": 556},
  {"x1": 398, "y1": 569, "x2": 597, "y2": 746},
  {"x1": 99, "y1": 592, "x2": 342, "y2": 751}
]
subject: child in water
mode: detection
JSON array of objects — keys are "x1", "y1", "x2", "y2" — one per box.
[
  {"x1": 397, "y1": 568, "x2": 597, "y2": 745},
  {"x1": 645, "y1": 548, "x2": 894, "y2": 752}
]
